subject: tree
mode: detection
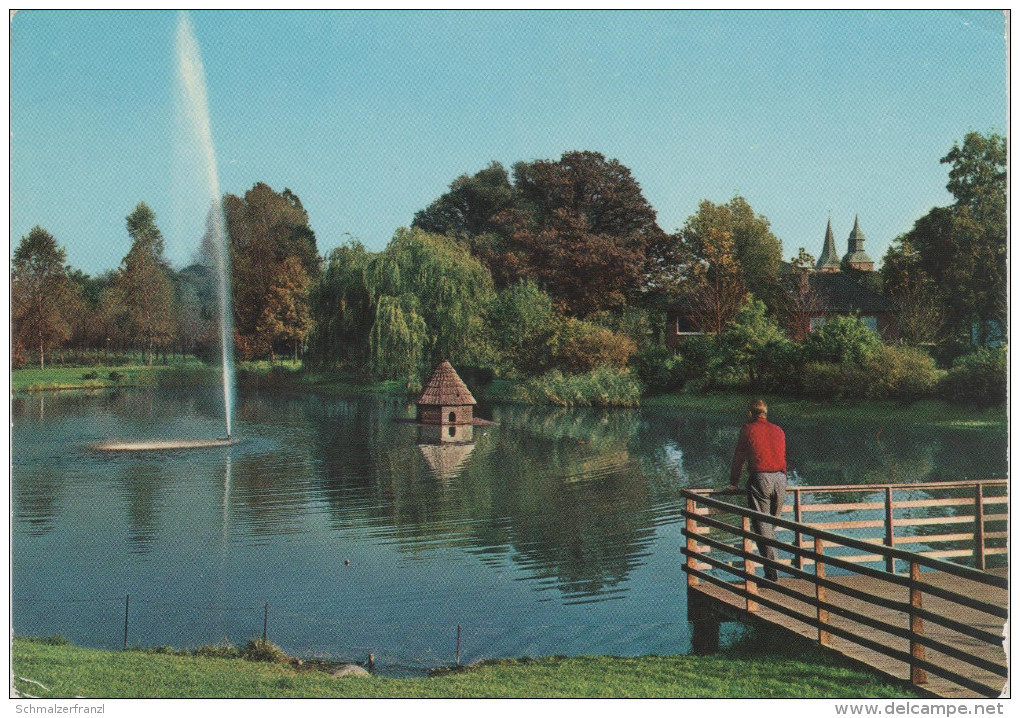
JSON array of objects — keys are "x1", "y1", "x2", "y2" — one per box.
[
  {"x1": 718, "y1": 297, "x2": 791, "y2": 386},
  {"x1": 680, "y1": 202, "x2": 748, "y2": 334},
  {"x1": 12, "y1": 226, "x2": 72, "y2": 369},
  {"x1": 415, "y1": 152, "x2": 668, "y2": 317},
  {"x1": 111, "y1": 203, "x2": 176, "y2": 365},
  {"x1": 306, "y1": 241, "x2": 375, "y2": 370},
  {"x1": 256, "y1": 256, "x2": 312, "y2": 363},
  {"x1": 223, "y1": 183, "x2": 320, "y2": 360},
  {"x1": 368, "y1": 228, "x2": 495, "y2": 373},
  {"x1": 886, "y1": 132, "x2": 1006, "y2": 345},
  {"x1": 412, "y1": 161, "x2": 515, "y2": 247},
  {"x1": 720, "y1": 196, "x2": 784, "y2": 310},
  {"x1": 490, "y1": 151, "x2": 666, "y2": 316}
]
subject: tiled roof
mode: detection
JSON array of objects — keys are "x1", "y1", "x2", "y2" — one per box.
[
  {"x1": 810, "y1": 272, "x2": 898, "y2": 313},
  {"x1": 417, "y1": 361, "x2": 477, "y2": 406}
]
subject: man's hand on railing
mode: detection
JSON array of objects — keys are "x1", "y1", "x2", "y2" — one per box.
[{"x1": 725, "y1": 484, "x2": 741, "y2": 492}]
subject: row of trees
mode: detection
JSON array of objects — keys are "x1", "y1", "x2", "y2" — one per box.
[
  {"x1": 13, "y1": 133, "x2": 1006, "y2": 397},
  {"x1": 12, "y1": 184, "x2": 319, "y2": 369}
]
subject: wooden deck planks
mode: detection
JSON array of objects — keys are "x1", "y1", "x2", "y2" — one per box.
[{"x1": 690, "y1": 568, "x2": 1008, "y2": 699}]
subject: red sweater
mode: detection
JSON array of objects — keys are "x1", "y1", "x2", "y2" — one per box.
[{"x1": 730, "y1": 416, "x2": 786, "y2": 486}]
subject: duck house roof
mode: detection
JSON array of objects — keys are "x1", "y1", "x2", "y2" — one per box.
[{"x1": 417, "y1": 361, "x2": 477, "y2": 406}]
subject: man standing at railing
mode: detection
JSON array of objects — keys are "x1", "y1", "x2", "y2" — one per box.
[{"x1": 728, "y1": 398, "x2": 787, "y2": 581}]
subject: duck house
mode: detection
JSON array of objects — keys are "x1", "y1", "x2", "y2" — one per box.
[{"x1": 416, "y1": 361, "x2": 477, "y2": 426}]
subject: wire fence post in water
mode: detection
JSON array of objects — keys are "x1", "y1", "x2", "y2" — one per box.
[
  {"x1": 123, "y1": 595, "x2": 130, "y2": 650},
  {"x1": 263, "y1": 603, "x2": 269, "y2": 641},
  {"x1": 456, "y1": 624, "x2": 461, "y2": 667}
]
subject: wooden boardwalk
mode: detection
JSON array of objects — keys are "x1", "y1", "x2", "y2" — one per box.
[
  {"x1": 689, "y1": 569, "x2": 1008, "y2": 699},
  {"x1": 682, "y1": 481, "x2": 1009, "y2": 699}
]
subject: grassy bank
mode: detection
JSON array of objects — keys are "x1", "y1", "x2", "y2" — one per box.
[
  {"x1": 12, "y1": 636, "x2": 919, "y2": 699},
  {"x1": 11, "y1": 365, "x2": 1006, "y2": 432},
  {"x1": 643, "y1": 391, "x2": 1007, "y2": 431}
]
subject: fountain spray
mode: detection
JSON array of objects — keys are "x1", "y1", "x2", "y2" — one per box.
[{"x1": 175, "y1": 11, "x2": 235, "y2": 440}]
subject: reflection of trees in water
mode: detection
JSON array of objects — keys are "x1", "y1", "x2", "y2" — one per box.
[
  {"x1": 112, "y1": 462, "x2": 170, "y2": 554},
  {"x1": 306, "y1": 400, "x2": 662, "y2": 598},
  {"x1": 12, "y1": 467, "x2": 63, "y2": 537}
]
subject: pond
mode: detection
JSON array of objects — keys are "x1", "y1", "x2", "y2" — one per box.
[{"x1": 10, "y1": 388, "x2": 1007, "y2": 675}]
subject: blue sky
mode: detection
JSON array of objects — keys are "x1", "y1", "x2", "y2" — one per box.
[{"x1": 11, "y1": 10, "x2": 1008, "y2": 276}]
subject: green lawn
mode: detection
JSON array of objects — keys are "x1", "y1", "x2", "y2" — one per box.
[{"x1": 12, "y1": 637, "x2": 920, "y2": 699}]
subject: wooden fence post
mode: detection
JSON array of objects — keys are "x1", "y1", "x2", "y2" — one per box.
[
  {"x1": 685, "y1": 497, "x2": 699, "y2": 587},
  {"x1": 814, "y1": 538, "x2": 831, "y2": 647},
  {"x1": 909, "y1": 561, "x2": 927, "y2": 685},
  {"x1": 884, "y1": 487, "x2": 896, "y2": 573},
  {"x1": 974, "y1": 483, "x2": 986, "y2": 570},
  {"x1": 742, "y1": 516, "x2": 759, "y2": 612},
  {"x1": 123, "y1": 594, "x2": 130, "y2": 650},
  {"x1": 793, "y1": 489, "x2": 803, "y2": 570}
]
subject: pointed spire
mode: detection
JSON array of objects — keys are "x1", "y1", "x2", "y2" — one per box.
[
  {"x1": 816, "y1": 218, "x2": 841, "y2": 272},
  {"x1": 842, "y1": 215, "x2": 874, "y2": 271},
  {"x1": 848, "y1": 214, "x2": 866, "y2": 252}
]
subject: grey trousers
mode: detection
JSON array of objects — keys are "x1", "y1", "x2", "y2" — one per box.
[{"x1": 747, "y1": 471, "x2": 787, "y2": 580}]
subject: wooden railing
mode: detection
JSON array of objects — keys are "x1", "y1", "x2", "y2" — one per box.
[
  {"x1": 681, "y1": 481, "x2": 1008, "y2": 698},
  {"x1": 693, "y1": 479, "x2": 1008, "y2": 572}
]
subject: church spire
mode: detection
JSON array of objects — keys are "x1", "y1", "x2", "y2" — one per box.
[
  {"x1": 815, "y1": 217, "x2": 841, "y2": 272},
  {"x1": 842, "y1": 215, "x2": 874, "y2": 271}
]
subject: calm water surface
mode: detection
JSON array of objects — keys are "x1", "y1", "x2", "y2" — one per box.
[{"x1": 11, "y1": 388, "x2": 1007, "y2": 674}]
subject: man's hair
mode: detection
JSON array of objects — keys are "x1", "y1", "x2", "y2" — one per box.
[{"x1": 748, "y1": 399, "x2": 768, "y2": 418}]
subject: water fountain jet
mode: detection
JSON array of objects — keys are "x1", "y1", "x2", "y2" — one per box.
[{"x1": 97, "y1": 12, "x2": 234, "y2": 452}]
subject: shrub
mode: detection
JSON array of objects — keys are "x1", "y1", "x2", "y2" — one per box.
[
  {"x1": 938, "y1": 347, "x2": 1007, "y2": 406},
  {"x1": 518, "y1": 368, "x2": 642, "y2": 407},
  {"x1": 193, "y1": 640, "x2": 241, "y2": 659},
  {"x1": 108, "y1": 371, "x2": 125, "y2": 383},
  {"x1": 674, "y1": 335, "x2": 718, "y2": 388},
  {"x1": 801, "y1": 361, "x2": 871, "y2": 400},
  {"x1": 864, "y1": 345, "x2": 942, "y2": 402},
  {"x1": 803, "y1": 315, "x2": 881, "y2": 364},
  {"x1": 632, "y1": 344, "x2": 686, "y2": 394},
  {"x1": 550, "y1": 319, "x2": 636, "y2": 374},
  {"x1": 82, "y1": 370, "x2": 99, "y2": 380},
  {"x1": 241, "y1": 637, "x2": 289, "y2": 663}
]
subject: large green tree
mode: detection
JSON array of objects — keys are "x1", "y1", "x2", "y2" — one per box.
[
  {"x1": 882, "y1": 132, "x2": 1006, "y2": 346},
  {"x1": 111, "y1": 203, "x2": 176, "y2": 365},
  {"x1": 12, "y1": 226, "x2": 73, "y2": 369}
]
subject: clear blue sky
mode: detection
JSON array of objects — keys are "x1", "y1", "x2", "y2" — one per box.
[{"x1": 11, "y1": 9, "x2": 1008, "y2": 276}]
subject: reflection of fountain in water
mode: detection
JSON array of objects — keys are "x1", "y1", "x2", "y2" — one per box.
[{"x1": 97, "y1": 12, "x2": 234, "y2": 452}]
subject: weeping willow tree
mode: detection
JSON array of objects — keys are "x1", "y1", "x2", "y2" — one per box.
[
  {"x1": 306, "y1": 241, "x2": 374, "y2": 370},
  {"x1": 308, "y1": 228, "x2": 496, "y2": 382},
  {"x1": 369, "y1": 294, "x2": 428, "y2": 381}
]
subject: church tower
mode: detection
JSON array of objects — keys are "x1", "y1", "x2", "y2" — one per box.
[
  {"x1": 815, "y1": 218, "x2": 841, "y2": 272},
  {"x1": 842, "y1": 215, "x2": 874, "y2": 272}
]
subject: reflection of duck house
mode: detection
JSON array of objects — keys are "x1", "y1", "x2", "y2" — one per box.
[
  {"x1": 417, "y1": 440, "x2": 475, "y2": 480},
  {"x1": 416, "y1": 360, "x2": 477, "y2": 436}
]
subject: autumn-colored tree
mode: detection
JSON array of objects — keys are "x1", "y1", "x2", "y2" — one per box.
[
  {"x1": 491, "y1": 152, "x2": 666, "y2": 317},
  {"x1": 110, "y1": 203, "x2": 176, "y2": 365},
  {"x1": 223, "y1": 183, "x2": 319, "y2": 360},
  {"x1": 12, "y1": 226, "x2": 72, "y2": 369},
  {"x1": 256, "y1": 256, "x2": 312, "y2": 364},
  {"x1": 417, "y1": 152, "x2": 668, "y2": 318},
  {"x1": 680, "y1": 202, "x2": 747, "y2": 334}
]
